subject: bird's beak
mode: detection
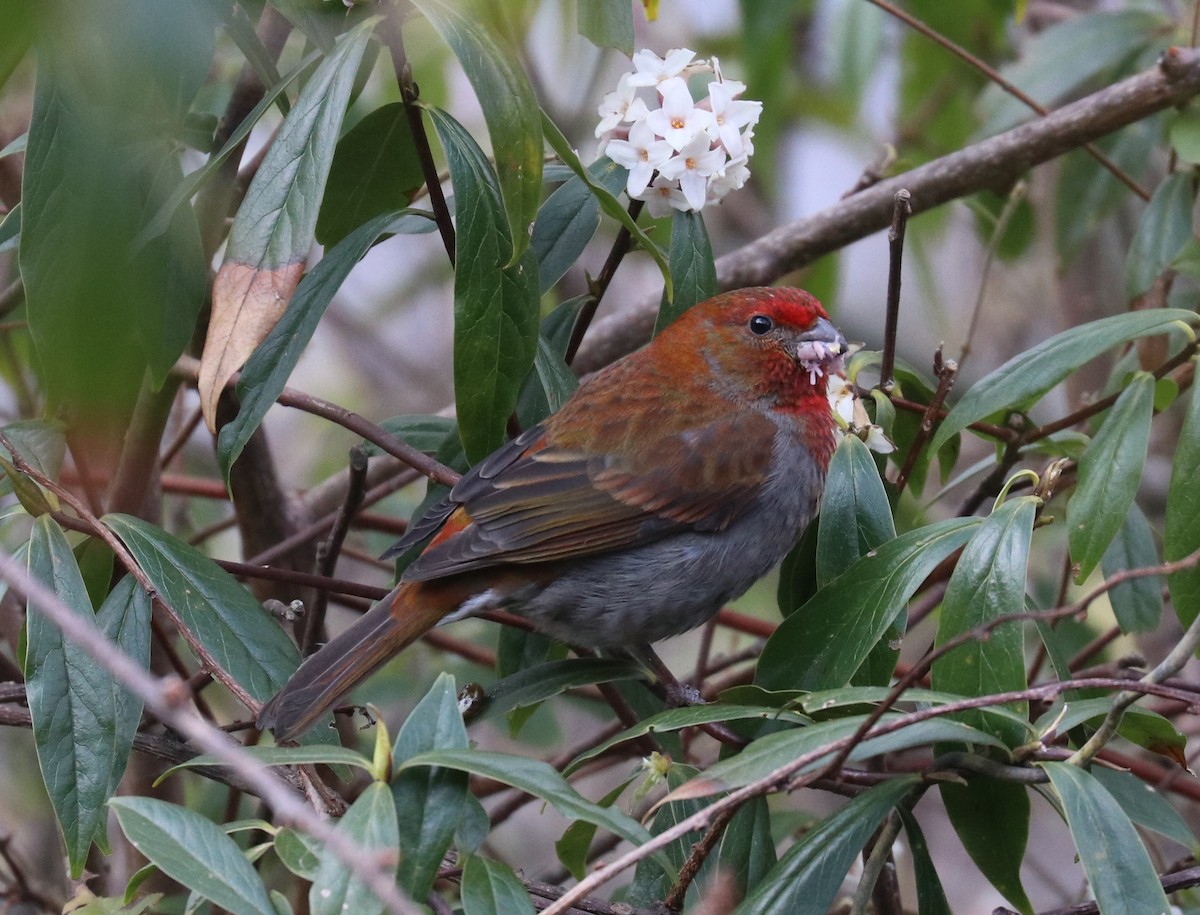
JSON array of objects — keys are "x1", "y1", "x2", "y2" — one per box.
[{"x1": 794, "y1": 317, "x2": 847, "y2": 382}]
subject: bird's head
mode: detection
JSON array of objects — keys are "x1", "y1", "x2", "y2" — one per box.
[{"x1": 666, "y1": 287, "x2": 847, "y2": 408}]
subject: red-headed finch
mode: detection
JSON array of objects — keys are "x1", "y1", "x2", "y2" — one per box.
[{"x1": 259, "y1": 287, "x2": 846, "y2": 741}]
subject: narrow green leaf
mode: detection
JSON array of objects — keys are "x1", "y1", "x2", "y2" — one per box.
[
  {"x1": 532, "y1": 158, "x2": 628, "y2": 293},
  {"x1": 541, "y1": 111, "x2": 672, "y2": 296},
  {"x1": 26, "y1": 517, "x2": 118, "y2": 876},
  {"x1": 110, "y1": 797, "x2": 275, "y2": 915},
  {"x1": 929, "y1": 310, "x2": 1197, "y2": 456},
  {"x1": 577, "y1": 0, "x2": 634, "y2": 55},
  {"x1": 95, "y1": 576, "x2": 151, "y2": 801},
  {"x1": 816, "y1": 434, "x2": 897, "y2": 586},
  {"x1": 670, "y1": 715, "x2": 1004, "y2": 802},
  {"x1": 517, "y1": 295, "x2": 589, "y2": 428},
  {"x1": 942, "y1": 780, "x2": 1032, "y2": 915},
  {"x1": 392, "y1": 673, "x2": 469, "y2": 901},
  {"x1": 413, "y1": 0, "x2": 541, "y2": 260},
  {"x1": 627, "y1": 765, "x2": 708, "y2": 907},
  {"x1": 718, "y1": 796, "x2": 776, "y2": 901},
  {"x1": 316, "y1": 102, "x2": 424, "y2": 247},
  {"x1": 899, "y1": 809, "x2": 953, "y2": 915},
  {"x1": 102, "y1": 514, "x2": 300, "y2": 701},
  {"x1": 158, "y1": 745, "x2": 374, "y2": 782},
  {"x1": 218, "y1": 209, "x2": 423, "y2": 481},
  {"x1": 564, "y1": 704, "x2": 813, "y2": 776},
  {"x1": 757, "y1": 518, "x2": 979, "y2": 691},
  {"x1": 460, "y1": 855, "x2": 535, "y2": 915},
  {"x1": 1068, "y1": 373, "x2": 1155, "y2": 582},
  {"x1": 734, "y1": 776, "x2": 919, "y2": 915},
  {"x1": 429, "y1": 107, "x2": 540, "y2": 462},
  {"x1": 1089, "y1": 766, "x2": 1194, "y2": 849},
  {"x1": 222, "y1": 18, "x2": 377, "y2": 272},
  {"x1": 932, "y1": 497, "x2": 1035, "y2": 745},
  {"x1": 395, "y1": 749, "x2": 653, "y2": 849},
  {"x1": 1166, "y1": 380, "x2": 1200, "y2": 628},
  {"x1": 478, "y1": 658, "x2": 645, "y2": 721},
  {"x1": 310, "y1": 783, "x2": 398, "y2": 915},
  {"x1": 655, "y1": 209, "x2": 716, "y2": 332},
  {"x1": 1043, "y1": 761, "x2": 1171, "y2": 915},
  {"x1": 361, "y1": 414, "x2": 456, "y2": 457},
  {"x1": 1101, "y1": 502, "x2": 1164, "y2": 632},
  {"x1": 1126, "y1": 173, "x2": 1196, "y2": 298}
]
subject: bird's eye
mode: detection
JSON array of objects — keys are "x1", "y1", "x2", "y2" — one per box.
[{"x1": 749, "y1": 314, "x2": 774, "y2": 335}]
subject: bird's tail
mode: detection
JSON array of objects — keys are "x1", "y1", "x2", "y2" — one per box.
[{"x1": 257, "y1": 584, "x2": 445, "y2": 743}]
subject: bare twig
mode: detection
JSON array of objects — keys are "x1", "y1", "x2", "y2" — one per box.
[
  {"x1": 893, "y1": 346, "x2": 957, "y2": 495},
  {"x1": 879, "y1": 189, "x2": 911, "y2": 393},
  {"x1": 664, "y1": 804, "x2": 738, "y2": 911}
]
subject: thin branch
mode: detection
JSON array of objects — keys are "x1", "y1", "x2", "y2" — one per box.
[
  {"x1": 879, "y1": 189, "x2": 911, "y2": 393},
  {"x1": 381, "y1": 3, "x2": 456, "y2": 264},
  {"x1": 0, "y1": 550, "x2": 421, "y2": 915},
  {"x1": 865, "y1": 0, "x2": 1149, "y2": 200},
  {"x1": 574, "y1": 48, "x2": 1200, "y2": 374},
  {"x1": 1035, "y1": 865, "x2": 1200, "y2": 915},
  {"x1": 893, "y1": 345, "x2": 957, "y2": 495},
  {"x1": 664, "y1": 804, "x2": 738, "y2": 910},
  {"x1": 851, "y1": 811, "x2": 904, "y2": 915}
]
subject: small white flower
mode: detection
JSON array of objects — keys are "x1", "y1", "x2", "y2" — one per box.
[
  {"x1": 706, "y1": 80, "x2": 762, "y2": 158},
  {"x1": 826, "y1": 374, "x2": 896, "y2": 453},
  {"x1": 658, "y1": 134, "x2": 726, "y2": 210},
  {"x1": 627, "y1": 47, "x2": 697, "y2": 87},
  {"x1": 864, "y1": 425, "x2": 896, "y2": 454},
  {"x1": 605, "y1": 119, "x2": 675, "y2": 198},
  {"x1": 644, "y1": 175, "x2": 690, "y2": 218},
  {"x1": 706, "y1": 153, "x2": 750, "y2": 204},
  {"x1": 646, "y1": 77, "x2": 715, "y2": 151},
  {"x1": 826, "y1": 375, "x2": 857, "y2": 426},
  {"x1": 595, "y1": 73, "x2": 649, "y2": 139}
]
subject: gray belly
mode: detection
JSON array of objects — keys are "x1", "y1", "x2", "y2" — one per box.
[{"x1": 514, "y1": 435, "x2": 825, "y2": 648}]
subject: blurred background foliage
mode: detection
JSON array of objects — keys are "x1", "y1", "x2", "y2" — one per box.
[{"x1": 1, "y1": 1, "x2": 1200, "y2": 913}]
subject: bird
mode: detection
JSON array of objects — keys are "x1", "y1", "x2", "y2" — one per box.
[{"x1": 258, "y1": 287, "x2": 846, "y2": 741}]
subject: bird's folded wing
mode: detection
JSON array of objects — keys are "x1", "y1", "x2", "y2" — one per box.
[{"x1": 399, "y1": 410, "x2": 777, "y2": 581}]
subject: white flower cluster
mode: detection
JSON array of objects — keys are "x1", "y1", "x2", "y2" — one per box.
[{"x1": 595, "y1": 48, "x2": 762, "y2": 217}]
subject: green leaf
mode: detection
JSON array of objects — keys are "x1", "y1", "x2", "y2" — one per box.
[
  {"x1": 26, "y1": 518, "x2": 120, "y2": 877},
  {"x1": 1043, "y1": 761, "x2": 1171, "y2": 915},
  {"x1": 825, "y1": 0, "x2": 886, "y2": 99},
  {"x1": 516, "y1": 294, "x2": 589, "y2": 429},
  {"x1": 413, "y1": 0, "x2": 541, "y2": 260},
  {"x1": 1068, "y1": 373, "x2": 1155, "y2": 582},
  {"x1": 221, "y1": 18, "x2": 377, "y2": 272},
  {"x1": 392, "y1": 673, "x2": 469, "y2": 900},
  {"x1": 478, "y1": 658, "x2": 646, "y2": 721},
  {"x1": 159, "y1": 745, "x2": 374, "y2": 782},
  {"x1": 555, "y1": 780, "x2": 630, "y2": 880},
  {"x1": 95, "y1": 576, "x2": 151, "y2": 800},
  {"x1": 1101, "y1": 502, "x2": 1163, "y2": 633},
  {"x1": 274, "y1": 828, "x2": 321, "y2": 880},
  {"x1": 929, "y1": 310, "x2": 1197, "y2": 456},
  {"x1": 718, "y1": 796, "x2": 777, "y2": 901},
  {"x1": 942, "y1": 780, "x2": 1032, "y2": 915},
  {"x1": 1126, "y1": 173, "x2": 1196, "y2": 298},
  {"x1": 460, "y1": 855, "x2": 535, "y2": 915},
  {"x1": 1166, "y1": 381, "x2": 1200, "y2": 629},
  {"x1": 316, "y1": 102, "x2": 425, "y2": 247},
  {"x1": 670, "y1": 715, "x2": 1005, "y2": 801},
  {"x1": 217, "y1": 209, "x2": 425, "y2": 481},
  {"x1": 899, "y1": 809, "x2": 953, "y2": 915},
  {"x1": 816, "y1": 434, "x2": 897, "y2": 586},
  {"x1": 1169, "y1": 104, "x2": 1200, "y2": 164},
  {"x1": 627, "y1": 764, "x2": 708, "y2": 907},
  {"x1": 532, "y1": 158, "x2": 628, "y2": 293},
  {"x1": 429, "y1": 106, "x2": 540, "y2": 462},
  {"x1": 395, "y1": 749, "x2": 653, "y2": 849},
  {"x1": 734, "y1": 776, "x2": 919, "y2": 915},
  {"x1": 0, "y1": 200, "x2": 18, "y2": 253},
  {"x1": 932, "y1": 497, "x2": 1035, "y2": 745},
  {"x1": 310, "y1": 783, "x2": 398, "y2": 915},
  {"x1": 540, "y1": 111, "x2": 672, "y2": 296},
  {"x1": 757, "y1": 518, "x2": 979, "y2": 691},
  {"x1": 1089, "y1": 766, "x2": 1194, "y2": 849},
  {"x1": 978, "y1": 10, "x2": 1168, "y2": 136},
  {"x1": 110, "y1": 797, "x2": 275, "y2": 915},
  {"x1": 564, "y1": 704, "x2": 813, "y2": 776},
  {"x1": 102, "y1": 514, "x2": 300, "y2": 702},
  {"x1": 577, "y1": 0, "x2": 633, "y2": 55},
  {"x1": 360, "y1": 414, "x2": 456, "y2": 457},
  {"x1": 655, "y1": 209, "x2": 717, "y2": 332}
]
